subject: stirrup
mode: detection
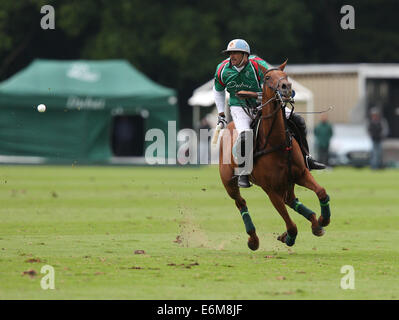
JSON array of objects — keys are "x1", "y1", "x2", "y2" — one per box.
[
  {"x1": 306, "y1": 155, "x2": 326, "y2": 170},
  {"x1": 238, "y1": 175, "x2": 252, "y2": 188}
]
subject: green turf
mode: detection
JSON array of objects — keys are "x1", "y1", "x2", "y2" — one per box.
[{"x1": 0, "y1": 165, "x2": 398, "y2": 299}]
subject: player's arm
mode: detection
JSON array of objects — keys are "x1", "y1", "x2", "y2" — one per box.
[{"x1": 213, "y1": 85, "x2": 226, "y2": 116}]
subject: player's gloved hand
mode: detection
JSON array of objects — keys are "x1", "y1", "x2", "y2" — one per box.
[{"x1": 217, "y1": 113, "x2": 227, "y2": 129}]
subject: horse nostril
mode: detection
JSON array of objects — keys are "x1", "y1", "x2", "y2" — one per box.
[
  {"x1": 280, "y1": 83, "x2": 292, "y2": 97},
  {"x1": 282, "y1": 83, "x2": 291, "y2": 92},
  {"x1": 282, "y1": 83, "x2": 291, "y2": 90}
]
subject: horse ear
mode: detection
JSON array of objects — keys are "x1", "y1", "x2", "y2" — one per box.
[{"x1": 279, "y1": 59, "x2": 288, "y2": 71}]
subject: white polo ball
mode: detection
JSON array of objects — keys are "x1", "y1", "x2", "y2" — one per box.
[{"x1": 37, "y1": 104, "x2": 46, "y2": 112}]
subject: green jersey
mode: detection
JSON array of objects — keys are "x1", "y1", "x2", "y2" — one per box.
[{"x1": 214, "y1": 55, "x2": 269, "y2": 107}]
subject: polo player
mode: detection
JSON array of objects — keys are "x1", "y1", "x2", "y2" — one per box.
[{"x1": 213, "y1": 39, "x2": 326, "y2": 188}]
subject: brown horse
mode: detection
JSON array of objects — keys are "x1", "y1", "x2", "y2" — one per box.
[{"x1": 218, "y1": 61, "x2": 331, "y2": 250}]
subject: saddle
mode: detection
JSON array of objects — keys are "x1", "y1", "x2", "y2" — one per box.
[
  {"x1": 249, "y1": 109, "x2": 302, "y2": 160},
  {"x1": 236, "y1": 90, "x2": 306, "y2": 160}
]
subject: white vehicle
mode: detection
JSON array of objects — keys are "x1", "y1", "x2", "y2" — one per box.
[{"x1": 328, "y1": 124, "x2": 372, "y2": 167}]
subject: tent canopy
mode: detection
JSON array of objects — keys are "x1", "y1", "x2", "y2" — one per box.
[
  {"x1": 0, "y1": 59, "x2": 176, "y2": 109},
  {"x1": 0, "y1": 59, "x2": 178, "y2": 162}
]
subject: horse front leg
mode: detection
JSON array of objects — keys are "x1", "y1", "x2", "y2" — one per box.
[
  {"x1": 285, "y1": 184, "x2": 325, "y2": 237},
  {"x1": 296, "y1": 170, "x2": 331, "y2": 228},
  {"x1": 266, "y1": 190, "x2": 298, "y2": 246}
]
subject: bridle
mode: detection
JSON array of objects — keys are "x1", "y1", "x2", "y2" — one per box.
[
  {"x1": 257, "y1": 67, "x2": 294, "y2": 119},
  {"x1": 257, "y1": 69, "x2": 333, "y2": 116},
  {"x1": 253, "y1": 67, "x2": 295, "y2": 170}
]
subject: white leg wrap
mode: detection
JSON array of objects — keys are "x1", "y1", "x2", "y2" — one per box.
[{"x1": 230, "y1": 110, "x2": 254, "y2": 176}]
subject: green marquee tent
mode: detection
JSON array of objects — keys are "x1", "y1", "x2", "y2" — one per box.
[{"x1": 0, "y1": 59, "x2": 178, "y2": 163}]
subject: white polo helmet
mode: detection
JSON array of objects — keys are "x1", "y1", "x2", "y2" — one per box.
[{"x1": 222, "y1": 39, "x2": 250, "y2": 55}]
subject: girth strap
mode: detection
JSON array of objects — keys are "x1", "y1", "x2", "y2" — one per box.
[{"x1": 253, "y1": 144, "x2": 285, "y2": 160}]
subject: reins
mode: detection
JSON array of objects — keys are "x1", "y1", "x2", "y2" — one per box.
[{"x1": 253, "y1": 69, "x2": 294, "y2": 165}]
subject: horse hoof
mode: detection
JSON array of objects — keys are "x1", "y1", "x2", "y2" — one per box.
[
  {"x1": 312, "y1": 225, "x2": 325, "y2": 237},
  {"x1": 318, "y1": 216, "x2": 330, "y2": 227},
  {"x1": 285, "y1": 233, "x2": 296, "y2": 247},
  {"x1": 247, "y1": 231, "x2": 259, "y2": 251},
  {"x1": 277, "y1": 231, "x2": 296, "y2": 246},
  {"x1": 277, "y1": 232, "x2": 287, "y2": 243}
]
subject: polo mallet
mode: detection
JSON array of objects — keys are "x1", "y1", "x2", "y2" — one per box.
[
  {"x1": 295, "y1": 106, "x2": 334, "y2": 114},
  {"x1": 212, "y1": 123, "x2": 223, "y2": 145}
]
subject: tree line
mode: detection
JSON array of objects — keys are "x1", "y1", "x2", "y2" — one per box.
[{"x1": 0, "y1": 0, "x2": 398, "y2": 127}]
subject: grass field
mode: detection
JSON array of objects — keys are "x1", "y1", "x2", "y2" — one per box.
[{"x1": 0, "y1": 165, "x2": 398, "y2": 300}]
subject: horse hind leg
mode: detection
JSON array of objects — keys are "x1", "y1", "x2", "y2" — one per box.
[
  {"x1": 222, "y1": 177, "x2": 259, "y2": 251},
  {"x1": 239, "y1": 204, "x2": 259, "y2": 251}
]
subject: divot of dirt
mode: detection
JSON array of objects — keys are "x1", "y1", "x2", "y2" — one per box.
[
  {"x1": 22, "y1": 269, "x2": 37, "y2": 278},
  {"x1": 167, "y1": 262, "x2": 199, "y2": 268},
  {"x1": 25, "y1": 258, "x2": 41, "y2": 263}
]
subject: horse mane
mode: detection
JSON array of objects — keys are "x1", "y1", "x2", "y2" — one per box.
[
  {"x1": 257, "y1": 59, "x2": 288, "y2": 79},
  {"x1": 258, "y1": 64, "x2": 268, "y2": 78}
]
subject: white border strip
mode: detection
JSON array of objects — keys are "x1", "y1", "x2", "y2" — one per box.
[{"x1": 0, "y1": 155, "x2": 46, "y2": 164}]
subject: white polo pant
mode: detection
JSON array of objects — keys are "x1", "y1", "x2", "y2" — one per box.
[
  {"x1": 229, "y1": 107, "x2": 252, "y2": 176},
  {"x1": 230, "y1": 107, "x2": 252, "y2": 135}
]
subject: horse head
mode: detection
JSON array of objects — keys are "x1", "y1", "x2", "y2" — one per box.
[
  {"x1": 261, "y1": 60, "x2": 292, "y2": 104},
  {"x1": 255, "y1": 60, "x2": 293, "y2": 152}
]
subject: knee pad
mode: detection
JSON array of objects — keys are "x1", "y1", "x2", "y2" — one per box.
[
  {"x1": 233, "y1": 130, "x2": 253, "y2": 159},
  {"x1": 232, "y1": 130, "x2": 254, "y2": 176}
]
